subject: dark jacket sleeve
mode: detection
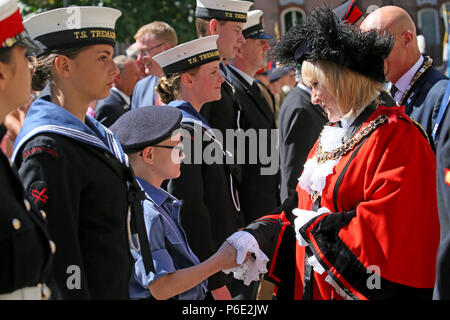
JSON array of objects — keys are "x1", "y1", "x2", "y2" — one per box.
[
  {"x1": 16, "y1": 134, "x2": 91, "y2": 299},
  {"x1": 0, "y1": 152, "x2": 52, "y2": 295},
  {"x1": 243, "y1": 193, "x2": 298, "y2": 299}
]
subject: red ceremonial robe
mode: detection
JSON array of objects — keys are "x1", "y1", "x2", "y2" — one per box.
[{"x1": 246, "y1": 104, "x2": 440, "y2": 300}]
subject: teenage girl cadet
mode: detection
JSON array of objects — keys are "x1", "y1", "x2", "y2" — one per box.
[{"x1": 12, "y1": 6, "x2": 153, "y2": 299}]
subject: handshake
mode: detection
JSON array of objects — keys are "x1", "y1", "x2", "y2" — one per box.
[{"x1": 213, "y1": 231, "x2": 269, "y2": 286}]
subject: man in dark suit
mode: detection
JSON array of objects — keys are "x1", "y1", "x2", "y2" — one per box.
[
  {"x1": 94, "y1": 55, "x2": 140, "y2": 127},
  {"x1": 361, "y1": 6, "x2": 449, "y2": 151},
  {"x1": 279, "y1": 80, "x2": 328, "y2": 202},
  {"x1": 227, "y1": 9, "x2": 280, "y2": 226}
]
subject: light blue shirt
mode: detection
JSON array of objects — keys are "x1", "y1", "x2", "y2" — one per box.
[
  {"x1": 129, "y1": 178, "x2": 207, "y2": 300},
  {"x1": 131, "y1": 75, "x2": 159, "y2": 109}
]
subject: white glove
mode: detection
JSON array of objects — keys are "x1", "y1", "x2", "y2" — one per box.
[
  {"x1": 293, "y1": 207, "x2": 331, "y2": 247},
  {"x1": 223, "y1": 231, "x2": 269, "y2": 286}
]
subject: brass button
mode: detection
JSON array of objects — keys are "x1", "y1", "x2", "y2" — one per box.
[
  {"x1": 49, "y1": 240, "x2": 56, "y2": 254},
  {"x1": 40, "y1": 210, "x2": 47, "y2": 219},
  {"x1": 12, "y1": 218, "x2": 21, "y2": 230},
  {"x1": 24, "y1": 199, "x2": 31, "y2": 212}
]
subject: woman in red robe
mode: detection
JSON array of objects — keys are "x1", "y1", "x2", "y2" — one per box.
[{"x1": 224, "y1": 7, "x2": 440, "y2": 300}]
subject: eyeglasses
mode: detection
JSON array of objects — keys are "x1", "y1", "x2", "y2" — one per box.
[
  {"x1": 139, "y1": 144, "x2": 184, "y2": 157},
  {"x1": 137, "y1": 42, "x2": 166, "y2": 58}
]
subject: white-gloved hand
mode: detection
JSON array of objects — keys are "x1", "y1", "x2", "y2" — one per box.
[
  {"x1": 293, "y1": 207, "x2": 331, "y2": 247},
  {"x1": 222, "y1": 231, "x2": 269, "y2": 286}
]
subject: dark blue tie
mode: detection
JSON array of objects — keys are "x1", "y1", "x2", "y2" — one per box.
[{"x1": 390, "y1": 84, "x2": 398, "y2": 99}]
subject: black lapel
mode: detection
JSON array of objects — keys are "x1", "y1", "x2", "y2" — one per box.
[
  {"x1": 110, "y1": 89, "x2": 130, "y2": 111},
  {"x1": 227, "y1": 65, "x2": 274, "y2": 123}
]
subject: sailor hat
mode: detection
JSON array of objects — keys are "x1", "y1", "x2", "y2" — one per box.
[
  {"x1": 195, "y1": 0, "x2": 252, "y2": 23},
  {"x1": 23, "y1": 6, "x2": 121, "y2": 53},
  {"x1": 0, "y1": 0, "x2": 42, "y2": 53},
  {"x1": 242, "y1": 10, "x2": 271, "y2": 39},
  {"x1": 153, "y1": 35, "x2": 220, "y2": 77}
]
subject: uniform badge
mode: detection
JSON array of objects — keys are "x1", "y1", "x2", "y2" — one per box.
[
  {"x1": 28, "y1": 181, "x2": 50, "y2": 207},
  {"x1": 22, "y1": 145, "x2": 59, "y2": 161},
  {"x1": 446, "y1": 169, "x2": 450, "y2": 187}
]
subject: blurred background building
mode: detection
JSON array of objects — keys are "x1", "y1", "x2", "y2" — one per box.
[{"x1": 253, "y1": 0, "x2": 450, "y2": 66}]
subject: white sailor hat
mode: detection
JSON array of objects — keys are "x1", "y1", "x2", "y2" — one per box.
[
  {"x1": 195, "y1": 0, "x2": 252, "y2": 23},
  {"x1": 0, "y1": 0, "x2": 42, "y2": 53},
  {"x1": 153, "y1": 35, "x2": 220, "y2": 77},
  {"x1": 242, "y1": 10, "x2": 271, "y2": 40},
  {"x1": 23, "y1": 6, "x2": 121, "y2": 53}
]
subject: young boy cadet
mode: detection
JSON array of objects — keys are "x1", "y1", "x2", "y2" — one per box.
[{"x1": 110, "y1": 106, "x2": 240, "y2": 300}]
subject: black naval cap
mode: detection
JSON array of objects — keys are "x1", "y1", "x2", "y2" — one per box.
[{"x1": 110, "y1": 106, "x2": 183, "y2": 154}]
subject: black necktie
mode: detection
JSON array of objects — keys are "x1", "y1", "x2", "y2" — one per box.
[{"x1": 390, "y1": 84, "x2": 398, "y2": 99}]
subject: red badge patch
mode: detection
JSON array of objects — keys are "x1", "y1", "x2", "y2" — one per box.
[
  {"x1": 28, "y1": 181, "x2": 49, "y2": 206},
  {"x1": 446, "y1": 169, "x2": 450, "y2": 187},
  {"x1": 23, "y1": 145, "x2": 59, "y2": 161}
]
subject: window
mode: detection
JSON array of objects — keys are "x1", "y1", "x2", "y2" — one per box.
[
  {"x1": 418, "y1": 8, "x2": 440, "y2": 45},
  {"x1": 281, "y1": 8, "x2": 305, "y2": 33}
]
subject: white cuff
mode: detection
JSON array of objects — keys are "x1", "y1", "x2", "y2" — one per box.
[{"x1": 222, "y1": 231, "x2": 269, "y2": 286}]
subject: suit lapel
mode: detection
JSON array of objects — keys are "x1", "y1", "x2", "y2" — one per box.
[
  {"x1": 110, "y1": 88, "x2": 130, "y2": 111},
  {"x1": 227, "y1": 66, "x2": 274, "y2": 123}
]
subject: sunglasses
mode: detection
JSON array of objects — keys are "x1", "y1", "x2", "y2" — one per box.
[{"x1": 139, "y1": 144, "x2": 184, "y2": 157}]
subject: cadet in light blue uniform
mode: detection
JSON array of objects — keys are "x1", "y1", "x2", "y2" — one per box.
[{"x1": 111, "y1": 106, "x2": 239, "y2": 300}]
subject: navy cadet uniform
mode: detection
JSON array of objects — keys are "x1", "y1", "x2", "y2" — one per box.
[
  {"x1": 0, "y1": 0, "x2": 53, "y2": 300},
  {"x1": 195, "y1": 0, "x2": 252, "y2": 188},
  {"x1": 153, "y1": 36, "x2": 244, "y2": 292},
  {"x1": 226, "y1": 10, "x2": 280, "y2": 226},
  {"x1": 111, "y1": 106, "x2": 208, "y2": 300},
  {"x1": 12, "y1": 7, "x2": 154, "y2": 299}
]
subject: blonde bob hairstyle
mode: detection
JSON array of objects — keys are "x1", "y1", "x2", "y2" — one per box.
[{"x1": 301, "y1": 59, "x2": 384, "y2": 116}]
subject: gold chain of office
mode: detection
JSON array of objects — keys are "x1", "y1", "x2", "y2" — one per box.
[
  {"x1": 310, "y1": 114, "x2": 389, "y2": 202},
  {"x1": 398, "y1": 56, "x2": 433, "y2": 105}
]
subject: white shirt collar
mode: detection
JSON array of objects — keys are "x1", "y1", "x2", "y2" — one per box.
[
  {"x1": 297, "y1": 82, "x2": 312, "y2": 95},
  {"x1": 228, "y1": 65, "x2": 255, "y2": 87},
  {"x1": 394, "y1": 55, "x2": 424, "y2": 101},
  {"x1": 111, "y1": 86, "x2": 131, "y2": 106}
]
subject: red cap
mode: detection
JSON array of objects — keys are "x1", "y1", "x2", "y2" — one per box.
[{"x1": 0, "y1": 0, "x2": 41, "y2": 53}]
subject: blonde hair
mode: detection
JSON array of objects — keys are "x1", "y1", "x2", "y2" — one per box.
[
  {"x1": 134, "y1": 21, "x2": 177, "y2": 47},
  {"x1": 301, "y1": 60, "x2": 384, "y2": 116}
]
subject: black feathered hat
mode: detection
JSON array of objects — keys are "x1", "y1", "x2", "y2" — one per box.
[{"x1": 272, "y1": 7, "x2": 393, "y2": 83}]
